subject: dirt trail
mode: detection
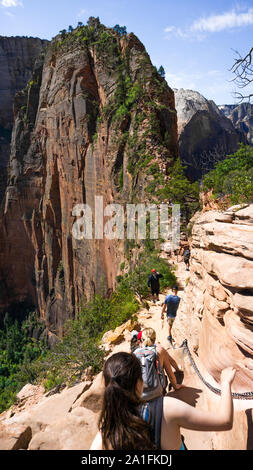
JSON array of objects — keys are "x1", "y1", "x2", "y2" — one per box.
[
  {"x1": 109, "y1": 251, "x2": 253, "y2": 449},
  {"x1": 135, "y1": 256, "x2": 216, "y2": 450},
  {"x1": 110, "y1": 254, "x2": 215, "y2": 449}
]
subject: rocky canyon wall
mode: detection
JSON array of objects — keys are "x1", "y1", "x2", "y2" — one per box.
[
  {"x1": 219, "y1": 103, "x2": 253, "y2": 146},
  {"x1": 176, "y1": 204, "x2": 253, "y2": 448},
  {"x1": 0, "y1": 36, "x2": 48, "y2": 202},
  {"x1": 0, "y1": 20, "x2": 178, "y2": 333},
  {"x1": 174, "y1": 88, "x2": 246, "y2": 180},
  {"x1": 185, "y1": 204, "x2": 253, "y2": 390}
]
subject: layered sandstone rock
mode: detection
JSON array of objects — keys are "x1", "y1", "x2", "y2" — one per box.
[
  {"x1": 184, "y1": 204, "x2": 253, "y2": 392},
  {"x1": 0, "y1": 19, "x2": 178, "y2": 332},
  {"x1": 174, "y1": 88, "x2": 245, "y2": 179},
  {"x1": 0, "y1": 36, "x2": 48, "y2": 202}
]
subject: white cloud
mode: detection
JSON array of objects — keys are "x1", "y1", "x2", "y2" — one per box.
[
  {"x1": 191, "y1": 8, "x2": 253, "y2": 33},
  {"x1": 1, "y1": 0, "x2": 23, "y2": 6},
  {"x1": 164, "y1": 26, "x2": 175, "y2": 33},
  {"x1": 164, "y1": 25, "x2": 189, "y2": 39},
  {"x1": 165, "y1": 7, "x2": 253, "y2": 41},
  {"x1": 77, "y1": 8, "x2": 88, "y2": 19}
]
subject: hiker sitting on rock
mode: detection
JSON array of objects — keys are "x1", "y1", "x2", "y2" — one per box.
[
  {"x1": 134, "y1": 327, "x2": 183, "y2": 396},
  {"x1": 161, "y1": 286, "x2": 180, "y2": 345},
  {"x1": 147, "y1": 269, "x2": 163, "y2": 303},
  {"x1": 90, "y1": 351, "x2": 236, "y2": 450}
]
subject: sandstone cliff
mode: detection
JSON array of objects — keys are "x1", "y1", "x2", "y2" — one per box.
[
  {"x1": 174, "y1": 88, "x2": 245, "y2": 179},
  {"x1": 0, "y1": 36, "x2": 48, "y2": 202},
  {"x1": 0, "y1": 19, "x2": 178, "y2": 333},
  {"x1": 177, "y1": 204, "x2": 253, "y2": 391},
  {"x1": 219, "y1": 103, "x2": 253, "y2": 146}
]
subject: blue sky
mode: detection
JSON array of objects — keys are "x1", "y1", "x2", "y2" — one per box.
[{"x1": 0, "y1": 0, "x2": 252, "y2": 104}]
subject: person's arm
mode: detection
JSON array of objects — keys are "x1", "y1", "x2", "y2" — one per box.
[
  {"x1": 147, "y1": 275, "x2": 151, "y2": 287},
  {"x1": 159, "y1": 346, "x2": 182, "y2": 390},
  {"x1": 161, "y1": 303, "x2": 166, "y2": 319},
  {"x1": 166, "y1": 367, "x2": 236, "y2": 431},
  {"x1": 166, "y1": 351, "x2": 180, "y2": 372},
  {"x1": 90, "y1": 431, "x2": 103, "y2": 450}
]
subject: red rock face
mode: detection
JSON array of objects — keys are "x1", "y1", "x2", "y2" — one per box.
[{"x1": 0, "y1": 24, "x2": 178, "y2": 333}]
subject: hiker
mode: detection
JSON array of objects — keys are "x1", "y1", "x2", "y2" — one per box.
[
  {"x1": 147, "y1": 269, "x2": 163, "y2": 302},
  {"x1": 134, "y1": 327, "x2": 183, "y2": 399},
  {"x1": 130, "y1": 330, "x2": 142, "y2": 353},
  {"x1": 161, "y1": 286, "x2": 180, "y2": 344},
  {"x1": 183, "y1": 247, "x2": 190, "y2": 271},
  {"x1": 90, "y1": 351, "x2": 236, "y2": 450}
]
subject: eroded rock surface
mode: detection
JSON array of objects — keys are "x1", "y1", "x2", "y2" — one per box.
[
  {"x1": 0, "y1": 36, "x2": 48, "y2": 202},
  {"x1": 174, "y1": 88, "x2": 245, "y2": 179},
  {"x1": 219, "y1": 103, "x2": 253, "y2": 145},
  {"x1": 184, "y1": 204, "x2": 253, "y2": 392},
  {"x1": 0, "y1": 21, "x2": 178, "y2": 332}
]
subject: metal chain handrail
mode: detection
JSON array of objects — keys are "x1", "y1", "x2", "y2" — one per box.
[{"x1": 181, "y1": 339, "x2": 253, "y2": 400}]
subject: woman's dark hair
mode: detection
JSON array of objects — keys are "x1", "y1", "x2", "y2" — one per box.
[{"x1": 98, "y1": 351, "x2": 156, "y2": 450}]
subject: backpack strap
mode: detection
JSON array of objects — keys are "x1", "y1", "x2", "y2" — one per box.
[
  {"x1": 149, "y1": 396, "x2": 163, "y2": 449},
  {"x1": 140, "y1": 397, "x2": 163, "y2": 449}
]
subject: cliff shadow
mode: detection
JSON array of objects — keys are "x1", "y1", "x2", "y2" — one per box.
[
  {"x1": 246, "y1": 409, "x2": 253, "y2": 450},
  {"x1": 167, "y1": 385, "x2": 202, "y2": 407}
]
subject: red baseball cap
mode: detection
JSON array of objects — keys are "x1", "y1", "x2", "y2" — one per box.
[
  {"x1": 137, "y1": 331, "x2": 142, "y2": 341},
  {"x1": 151, "y1": 269, "x2": 156, "y2": 273}
]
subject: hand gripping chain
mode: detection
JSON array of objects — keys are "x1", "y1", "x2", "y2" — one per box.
[{"x1": 181, "y1": 340, "x2": 253, "y2": 400}]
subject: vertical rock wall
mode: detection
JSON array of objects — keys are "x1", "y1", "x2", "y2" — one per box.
[
  {"x1": 0, "y1": 22, "x2": 178, "y2": 333},
  {"x1": 0, "y1": 36, "x2": 48, "y2": 202},
  {"x1": 185, "y1": 205, "x2": 253, "y2": 390},
  {"x1": 179, "y1": 204, "x2": 253, "y2": 448}
]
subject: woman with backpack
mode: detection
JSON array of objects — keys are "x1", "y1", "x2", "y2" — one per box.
[
  {"x1": 134, "y1": 327, "x2": 183, "y2": 395},
  {"x1": 90, "y1": 351, "x2": 236, "y2": 450}
]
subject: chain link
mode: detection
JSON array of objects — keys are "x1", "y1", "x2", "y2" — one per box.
[{"x1": 181, "y1": 339, "x2": 253, "y2": 400}]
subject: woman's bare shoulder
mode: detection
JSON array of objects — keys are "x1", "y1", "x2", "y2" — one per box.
[{"x1": 163, "y1": 396, "x2": 190, "y2": 419}]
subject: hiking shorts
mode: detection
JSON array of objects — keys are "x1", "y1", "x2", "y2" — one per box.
[{"x1": 167, "y1": 316, "x2": 176, "y2": 326}]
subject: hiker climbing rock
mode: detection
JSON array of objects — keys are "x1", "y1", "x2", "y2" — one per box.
[
  {"x1": 133, "y1": 327, "x2": 182, "y2": 399},
  {"x1": 161, "y1": 286, "x2": 181, "y2": 345},
  {"x1": 147, "y1": 269, "x2": 163, "y2": 303}
]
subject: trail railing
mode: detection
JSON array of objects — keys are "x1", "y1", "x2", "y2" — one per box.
[{"x1": 181, "y1": 339, "x2": 253, "y2": 400}]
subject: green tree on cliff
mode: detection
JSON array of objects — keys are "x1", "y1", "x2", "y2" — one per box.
[
  {"x1": 158, "y1": 65, "x2": 166, "y2": 79},
  {"x1": 59, "y1": 29, "x2": 67, "y2": 38},
  {"x1": 202, "y1": 144, "x2": 253, "y2": 204},
  {"x1": 113, "y1": 24, "x2": 127, "y2": 36}
]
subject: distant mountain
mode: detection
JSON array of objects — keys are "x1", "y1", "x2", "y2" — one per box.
[
  {"x1": 219, "y1": 103, "x2": 253, "y2": 145},
  {"x1": 174, "y1": 88, "x2": 246, "y2": 180}
]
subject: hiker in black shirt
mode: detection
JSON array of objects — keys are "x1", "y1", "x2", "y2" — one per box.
[
  {"x1": 183, "y1": 248, "x2": 190, "y2": 271},
  {"x1": 147, "y1": 269, "x2": 163, "y2": 303}
]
